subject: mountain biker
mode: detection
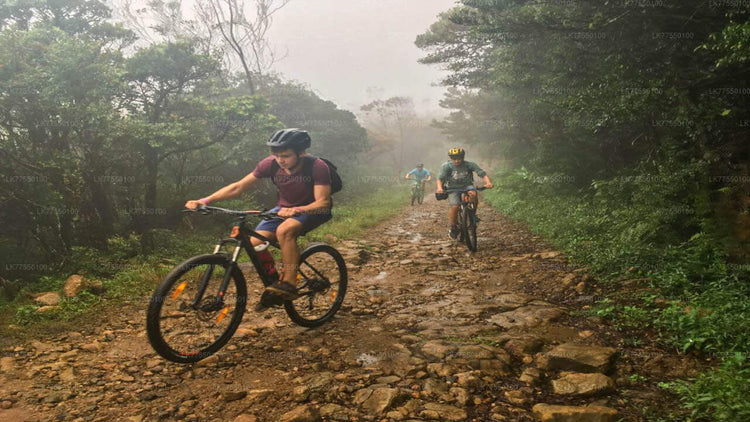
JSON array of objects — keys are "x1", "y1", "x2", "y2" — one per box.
[
  {"x1": 184, "y1": 128, "x2": 333, "y2": 300},
  {"x1": 405, "y1": 163, "x2": 432, "y2": 183},
  {"x1": 405, "y1": 163, "x2": 432, "y2": 184},
  {"x1": 435, "y1": 147, "x2": 492, "y2": 239}
]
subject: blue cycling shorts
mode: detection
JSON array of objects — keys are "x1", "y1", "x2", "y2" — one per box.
[{"x1": 254, "y1": 206, "x2": 332, "y2": 235}]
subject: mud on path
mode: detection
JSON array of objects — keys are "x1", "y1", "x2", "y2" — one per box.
[{"x1": 0, "y1": 197, "x2": 688, "y2": 422}]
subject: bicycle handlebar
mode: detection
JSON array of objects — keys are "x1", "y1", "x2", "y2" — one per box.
[
  {"x1": 442, "y1": 186, "x2": 490, "y2": 193},
  {"x1": 183, "y1": 205, "x2": 280, "y2": 218}
]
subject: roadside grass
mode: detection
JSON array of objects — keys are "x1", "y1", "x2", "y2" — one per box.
[{"x1": 0, "y1": 187, "x2": 408, "y2": 343}]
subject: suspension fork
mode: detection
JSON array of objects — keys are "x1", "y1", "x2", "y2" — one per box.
[{"x1": 190, "y1": 239, "x2": 242, "y2": 309}]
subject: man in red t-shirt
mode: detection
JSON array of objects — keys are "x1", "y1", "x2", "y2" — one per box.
[{"x1": 185, "y1": 128, "x2": 332, "y2": 301}]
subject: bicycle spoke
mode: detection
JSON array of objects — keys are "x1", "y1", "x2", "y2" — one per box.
[{"x1": 285, "y1": 245, "x2": 347, "y2": 327}]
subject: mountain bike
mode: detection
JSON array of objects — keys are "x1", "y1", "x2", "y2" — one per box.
[
  {"x1": 410, "y1": 179, "x2": 427, "y2": 205},
  {"x1": 436, "y1": 187, "x2": 488, "y2": 252},
  {"x1": 146, "y1": 205, "x2": 347, "y2": 363}
]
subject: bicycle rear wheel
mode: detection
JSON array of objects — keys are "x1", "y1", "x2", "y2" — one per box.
[
  {"x1": 285, "y1": 243, "x2": 347, "y2": 327},
  {"x1": 147, "y1": 254, "x2": 247, "y2": 363},
  {"x1": 464, "y1": 206, "x2": 478, "y2": 252}
]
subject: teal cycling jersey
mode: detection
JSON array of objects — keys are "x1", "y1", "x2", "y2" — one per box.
[
  {"x1": 438, "y1": 161, "x2": 486, "y2": 189},
  {"x1": 407, "y1": 168, "x2": 431, "y2": 181}
]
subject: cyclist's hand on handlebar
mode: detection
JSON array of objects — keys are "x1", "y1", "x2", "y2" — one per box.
[
  {"x1": 184, "y1": 200, "x2": 203, "y2": 210},
  {"x1": 277, "y1": 207, "x2": 300, "y2": 218}
]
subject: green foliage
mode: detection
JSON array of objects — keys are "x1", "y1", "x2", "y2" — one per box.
[
  {"x1": 665, "y1": 353, "x2": 750, "y2": 422},
  {"x1": 0, "y1": 0, "x2": 368, "y2": 288},
  {"x1": 13, "y1": 305, "x2": 41, "y2": 325},
  {"x1": 655, "y1": 288, "x2": 750, "y2": 355}
]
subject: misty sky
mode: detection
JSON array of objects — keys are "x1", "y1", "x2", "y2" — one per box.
[{"x1": 267, "y1": 0, "x2": 457, "y2": 114}]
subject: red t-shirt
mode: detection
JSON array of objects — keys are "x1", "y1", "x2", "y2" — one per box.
[{"x1": 252, "y1": 156, "x2": 331, "y2": 207}]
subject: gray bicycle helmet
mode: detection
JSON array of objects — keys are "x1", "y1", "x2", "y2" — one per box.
[{"x1": 266, "y1": 128, "x2": 311, "y2": 151}]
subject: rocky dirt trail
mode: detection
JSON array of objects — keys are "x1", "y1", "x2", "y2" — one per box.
[{"x1": 0, "y1": 198, "x2": 686, "y2": 422}]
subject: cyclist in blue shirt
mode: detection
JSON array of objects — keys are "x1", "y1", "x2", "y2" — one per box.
[
  {"x1": 405, "y1": 163, "x2": 432, "y2": 183},
  {"x1": 406, "y1": 164, "x2": 431, "y2": 205}
]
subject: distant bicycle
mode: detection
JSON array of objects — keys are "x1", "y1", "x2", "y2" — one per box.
[
  {"x1": 436, "y1": 187, "x2": 488, "y2": 252},
  {"x1": 146, "y1": 205, "x2": 347, "y2": 363},
  {"x1": 410, "y1": 179, "x2": 427, "y2": 205}
]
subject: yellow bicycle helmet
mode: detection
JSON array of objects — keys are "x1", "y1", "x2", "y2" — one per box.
[{"x1": 448, "y1": 147, "x2": 465, "y2": 159}]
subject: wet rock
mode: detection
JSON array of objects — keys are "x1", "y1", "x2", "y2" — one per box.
[
  {"x1": 64, "y1": 275, "x2": 103, "y2": 297},
  {"x1": 491, "y1": 293, "x2": 533, "y2": 310},
  {"x1": 426, "y1": 363, "x2": 456, "y2": 377},
  {"x1": 519, "y1": 367, "x2": 541, "y2": 385},
  {"x1": 456, "y1": 345, "x2": 495, "y2": 360},
  {"x1": 544, "y1": 343, "x2": 617, "y2": 373},
  {"x1": 29, "y1": 340, "x2": 53, "y2": 353},
  {"x1": 455, "y1": 372, "x2": 482, "y2": 390},
  {"x1": 59, "y1": 367, "x2": 76, "y2": 383},
  {"x1": 361, "y1": 387, "x2": 401, "y2": 415},
  {"x1": 235, "y1": 328, "x2": 259, "y2": 338},
  {"x1": 561, "y1": 274, "x2": 577, "y2": 286},
  {"x1": 319, "y1": 403, "x2": 350, "y2": 421},
  {"x1": 222, "y1": 390, "x2": 247, "y2": 402},
  {"x1": 420, "y1": 403, "x2": 467, "y2": 421},
  {"x1": 450, "y1": 387, "x2": 471, "y2": 406},
  {"x1": 233, "y1": 415, "x2": 258, "y2": 422},
  {"x1": 487, "y1": 306, "x2": 564, "y2": 329},
  {"x1": 280, "y1": 404, "x2": 321, "y2": 422},
  {"x1": 36, "y1": 306, "x2": 57, "y2": 314},
  {"x1": 353, "y1": 388, "x2": 373, "y2": 405},
  {"x1": 34, "y1": 292, "x2": 61, "y2": 306},
  {"x1": 376, "y1": 375, "x2": 401, "y2": 385},
  {"x1": 504, "y1": 390, "x2": 529, "y2": 405},
  {"x1": 292, "y1": 385, "x2": 310, "y2": 402},
  {"x1": 246, "y1": 389, "x2": 274, "y2": 404},
  {"x1": 302, "y1": 372, "x2": 334, "y2": 399},
  {"x1": 552, "y1": 372, "x2": 616, "y2": 396},
  {"x1": 478, "y1": 358, "x2": 512, "y2": 376},
  {"x1": 195, "y1": 355, "x2": 220, "y2": 367},
  {"x1": 80, "y1": 342, "x2": 100, "y2": 352},
  {"x1": 503, "y1": 336, "x2": 545, "y2": 359},
  {"x1": 1, "y1": 401, "x2": 12, "y2": 409},
  {"x1": 532, "y1": 403, "x2": 618, "y2": 422},
  {"x1": 421, "y1": 341, "x2": 457, "y2": 360},
  {"x1": 0, "y1": 357, "x2": 15, "y2": 373},
  {"x1": 422, "y1": 378, "x2": 449, "y2": 396}
]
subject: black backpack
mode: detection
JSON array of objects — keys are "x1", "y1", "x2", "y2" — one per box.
[{"x1": 270, "y1": 155, "x2": 342, "y2": 194}]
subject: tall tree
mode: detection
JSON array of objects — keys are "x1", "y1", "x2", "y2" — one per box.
[{"x1": 196, "y1": 0, "x2": 289, "y2": 94}]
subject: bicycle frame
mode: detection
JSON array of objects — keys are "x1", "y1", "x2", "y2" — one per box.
[{"x1": 189, "y1": 213, "x2": 281, "y2": 311}]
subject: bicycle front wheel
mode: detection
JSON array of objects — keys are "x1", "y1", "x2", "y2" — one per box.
[
  {"x1": 464, "y1": 206, "x2": 478, "y2": 252},
  {"x1": 418, "y1": 185, "x2": 424, "y2": 204},
  {"x1": 457, "y1": 206, "x2": 466, "y2": 242},
  {"x1": 285, "y1": 243, "x2": 347, "y2": 327},
  {"x1": 146, "y1": 254, "x2": 247, "y2": 363}
]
